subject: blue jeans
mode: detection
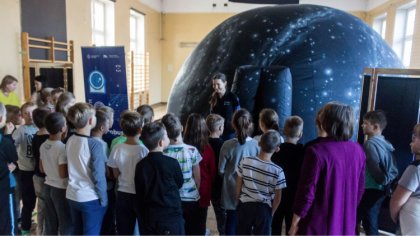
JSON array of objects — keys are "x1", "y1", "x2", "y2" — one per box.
[
  {"x1": 67, "y1": 199, "x2": 107, "y2": 235},
  {"x1": 225, "y1": 209, "x2": 237, "y2": 235},
  {"x1": 357, "y1": 189, "x2": 386, "y2": 235}
]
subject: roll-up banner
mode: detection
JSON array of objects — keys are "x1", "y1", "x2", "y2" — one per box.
[{"x1": 82, "y1": 46, "x2": 128, "y2": 140}]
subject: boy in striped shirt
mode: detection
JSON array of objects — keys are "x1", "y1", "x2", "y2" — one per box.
[{"x1": 236, "y1": 130, "x2": 286, "y2": 235}]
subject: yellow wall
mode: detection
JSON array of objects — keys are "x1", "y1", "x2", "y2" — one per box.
[
  {"x1": 160, "y1": 11, "x2": 368, "y2": 102},
  {"x1": 66, "y1": 0, "x2": 162, "y2": 104},
  {"x1": 66, "y1": 0, "x2": 92, "y2": 102},
  {"x1": 161, "y1": 13, "x2": 234, "y2": 102},
  {"x1": 2, "y1": 1, "x2": 418, "y2": 105},
  {"x1": 0, "y1": 0, "x2": 23, "y2": 100},
  {"x1": 114, "y1": 0, "x2": 162, "y2": 105},
  {"x1": 366, "y1": 0, "x2": 420, "y2": 68},
  {"x1": 350, "y1": 11, "x2": 368, "y2": 21}
]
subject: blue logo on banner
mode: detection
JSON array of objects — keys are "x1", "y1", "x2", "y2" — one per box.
[{"x1": 89, "y1": 70, "x2": 106, "y2": 93}]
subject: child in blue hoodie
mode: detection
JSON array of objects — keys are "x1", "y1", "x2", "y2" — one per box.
[
  {"x1": 357, "y1": 110, "x2": 398, "y2": 235},
  {"x1": 0, "y1": 102, "x2": 19, "y2": 235}
]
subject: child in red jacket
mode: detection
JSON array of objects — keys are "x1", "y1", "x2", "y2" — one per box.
[{"x1": 184, "y1": 113, "x2": 216, "y2": 235}]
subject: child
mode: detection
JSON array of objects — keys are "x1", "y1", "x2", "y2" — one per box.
[
  {"x1": 357, "y1": 110, "x2": 398, "y2": 235},
  {"x1": 55, "y1": 91, "x2": 76, "y2": 142},
  {"x1": 136, "y1": 104, "x2": 154, "y2": 124},
  {"x1": 184, "y1": 113, "x2": 216, "y2": 234},
  {"x1": 4, "y1": 104, "x2": 22, "y2": 227},
  {"x1": 135, "y1": 122, "x2": 184, "y2": 235},
  {"x1": 304, "y1": 107, "x2": 328, "y2": 148},
  {"x1": 236, "y1": 130, "x2": 286, "y2": 235},
  {"x1": 12, "y1": 102, "x2": 38, "y2": 235},
  {"x1": 254, "y1": 108, "x2": 285, "y2": 143},
  {"x1": 91, "y1": 110, "x2": 111, "y2": 155},
  {"x1": 31, "y1": 107, "x2": 51, "y2": 235},
  {"x1": 91, "y1": 109, "x2": 116, "y2": 235},
  {"x1": 271, "y1": 116, "x2": 305, "y2": 235},
  {"x1": 390, "y1": 123, "x2": 420, "y2": 235},
  {"x1": 51, "y1": 87, "x2": 64, "y2": 106},
  {"x1": 108, "y1": 111, "x2": 148, "y2": 234},
  {"x1": 65, "y1": 102, "x2": 107, "y2": 235},
  {"x1": 96, "y1": 105, "x2": 115, "y2": 147},
  {"x1": 39, "y1": 112, "x2": 72, "y2": 235},
  {"x1": 0, "y1": 102, "x2": 19, "y2": 235},
  {"x1": 110, "y1": 104, "x2": 153, "y2": 150},
  {"x1": 39, "y1": 88, "x2": 55, "y2": 111},
  {"x1": 3, "y1": 105, "x2": 22, "y2": 134},
  {"x1": 206, "y1": 113, "x2": 226, "y2": 235},
  {"x1": 162, "y1": 113, "x2": 202, "y2": 235},
  {"x1": 219, "y1": 108, "x2": 260, "y2": 235},
  {"x1": 55, "y1": 91, "x2": 75, "y2": 115}
]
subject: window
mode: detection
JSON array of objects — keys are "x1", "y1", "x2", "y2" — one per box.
[
  {"x1": 91, "y1": 0, "x2": 115, "y2": 46},
  {"x1": 130, "y1": 9, "x2": 145, "y2": 54},
  {"x1": 373, "y1": 14, "x2": 387, "y2": 39},
  {"x1": 128, "y1": 9, "x2": 148, "y2": 109},
  {"x1": 393, "y1": 3, "x2": 416, "y2": 67}
]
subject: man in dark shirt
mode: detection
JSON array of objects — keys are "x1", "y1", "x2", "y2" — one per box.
[{"x1": 135, "y1": 122, "x2": 184, "y2": 235}]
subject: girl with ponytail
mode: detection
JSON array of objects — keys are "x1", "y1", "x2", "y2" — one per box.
[
  {"x1": 184, "y1": 113, "x2": 216, "y2": 234},
  {"x1": 254, "y1": 108, "x2": 284, "y2": 143},
  {"x1": 218, "y1": 108, "x2": 259, "y2": 235}
]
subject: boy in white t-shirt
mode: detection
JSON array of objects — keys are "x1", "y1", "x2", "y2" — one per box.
[
  {"x1": 39, "y1": 112, "x2": 72, "y2": 235},
  {"x1": 12, "y1": 102, "x2": 38, "y2": 235},
  {"x1": 161, "y1": 113, "x2": 202, "y2": 235},
  {"x1": 65, "y1": 103, "x2": 107, "y2": 235},
  {"x1": 236, "y1": 130, "x2": 286, "y2": 235},
  {"x1": 107, "y1": 111, "x2": 148, "y2": 235}
]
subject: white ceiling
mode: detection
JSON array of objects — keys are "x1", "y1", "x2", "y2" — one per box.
[
  {"x1": 140, "y1": 0, "x2": 390, "y2": 13},
  {"x1": 140, "y1": 0, "x2": 162, "y2": 11},
  {"x1": 366, "y1": 0, "x2": 390, "y2": 10}
]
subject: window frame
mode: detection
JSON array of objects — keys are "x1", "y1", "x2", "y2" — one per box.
[
  {"x1": 393, "y1": 2, "x2": 416, "y2": 67},
  {"x1": 91, "y1": 0, "x2": 115, "y2": 46},
  {"x1": 373, "y1": 13, "x2": 387, "y2": 39},
  {"x1": 129, "y1": 9, "x2": 145, "y2": 54}
]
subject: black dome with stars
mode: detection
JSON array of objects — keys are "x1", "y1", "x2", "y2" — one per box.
[{"x1": 168, "y1": 4, "x2": 402, "y2": 142}]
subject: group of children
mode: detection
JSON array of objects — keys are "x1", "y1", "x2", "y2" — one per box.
[{"x1": 0, "y1": 92, "x2": 419, "y2": 235}]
